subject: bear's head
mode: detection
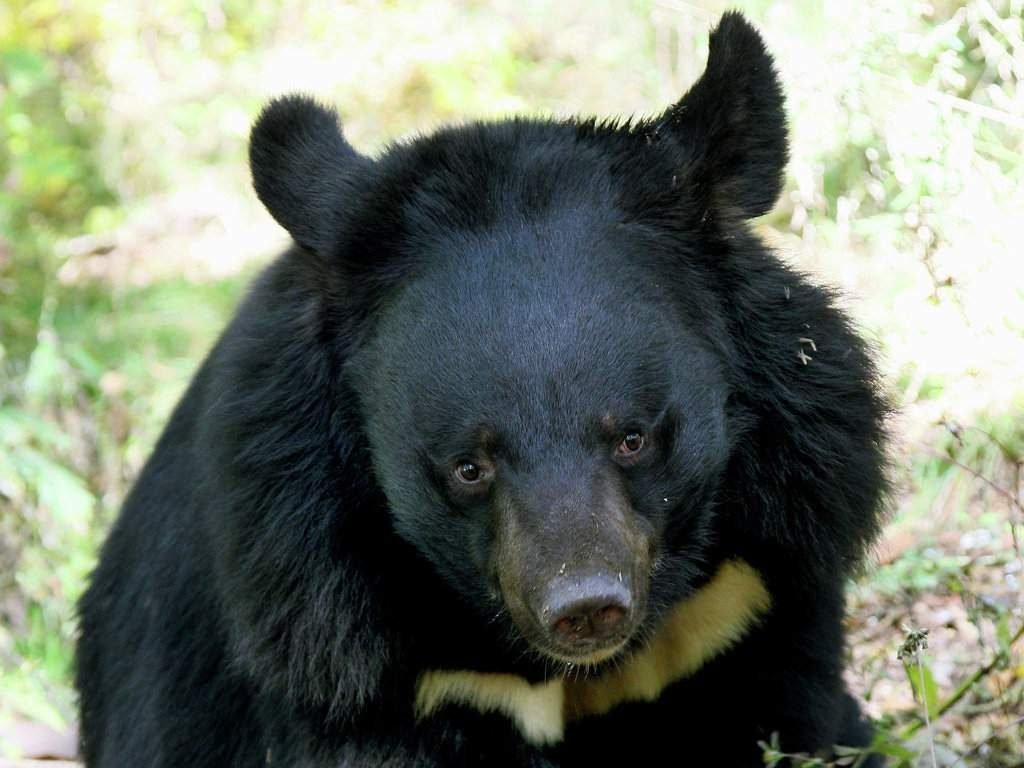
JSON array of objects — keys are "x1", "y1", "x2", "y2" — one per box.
[{"x1": 242, "y1": 11, "x2": 882, "y2": 693}]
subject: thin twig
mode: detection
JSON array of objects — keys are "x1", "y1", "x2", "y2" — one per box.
[
  {"x1": 920, "y1": 446, "x2": 1023, "y2": 510},
  {"x1": 959, "y1": 425, "x2": 1023, "y2": 466}
]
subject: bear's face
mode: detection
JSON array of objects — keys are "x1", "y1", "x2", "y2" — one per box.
[{"x1": 352, "y1": 203, "x2": 733, "y2": 666}]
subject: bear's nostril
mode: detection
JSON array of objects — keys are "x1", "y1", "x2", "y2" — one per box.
[
  {"x1": 594, "y1": 604, "x2": 626, "y2": 632},
  {"x1": 552, "y1": 614, "x2": 590, "y2": 640},
  {"x1": 548, "y1": 599, "x2": 629, "y2": 644}
]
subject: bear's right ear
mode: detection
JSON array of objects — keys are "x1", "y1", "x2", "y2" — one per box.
[{"x1": 249, "y1": 95, "x2": 369, "y2": 254}]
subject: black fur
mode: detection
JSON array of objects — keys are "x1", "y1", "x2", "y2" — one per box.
[{"x1": 77, "y1": 13, "x2": 887, "y2": 767}]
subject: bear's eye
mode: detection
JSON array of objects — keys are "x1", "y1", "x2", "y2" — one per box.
[
  {"x1": 616, "y1": 432, "x2": 645, "y2": 457},
  {"x1": 454, "y1": 461, "x2": 483, "y2": 484}
]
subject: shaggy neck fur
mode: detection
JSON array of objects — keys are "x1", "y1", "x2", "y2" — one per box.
[{"x1": 415, "y1": 559, "x2": 772, "y2": 745}]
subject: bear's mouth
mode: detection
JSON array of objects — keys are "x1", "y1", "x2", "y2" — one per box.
[
  {"x1": 533, "y1": 637, "x2": 631, "y2": 669},
  {"x1": 507, "y1": 615, "x2": 637, "y2": 669}
]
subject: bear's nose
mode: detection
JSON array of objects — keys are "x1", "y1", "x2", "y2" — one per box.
[{"x1": 544, "y1": 574, "x2": 632, "y2": 646}]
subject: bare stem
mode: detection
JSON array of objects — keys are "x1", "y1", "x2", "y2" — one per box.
[{"x1": 917, "y1": 655, "x2": 938, "y2": 768}]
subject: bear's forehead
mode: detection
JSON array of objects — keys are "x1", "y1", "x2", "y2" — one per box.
[{"x1": 385, "y1": 220, "x2": 673, "y2": 367}]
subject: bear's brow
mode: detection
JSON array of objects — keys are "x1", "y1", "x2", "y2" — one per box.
[{"x1": 424, "y1": 423, "x2": 504, "y2": 460}]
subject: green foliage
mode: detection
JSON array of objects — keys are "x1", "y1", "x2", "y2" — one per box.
[
  {"x1": 0, "y1": 2, "x2": 249, "y2": 712},
  {"x1": 0, "y1": 1, "x2": 113, "y2": 725},
  {"x1": 868, "y1": 549, "x2": 974, "y2": 597}
]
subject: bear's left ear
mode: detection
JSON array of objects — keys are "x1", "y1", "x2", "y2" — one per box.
[
  {"x1": 249, "y1": 94, "x2": 371, "y2": 254},
  {"x1": 651, "y1": 12, "x2": 788, "y2": 219}
]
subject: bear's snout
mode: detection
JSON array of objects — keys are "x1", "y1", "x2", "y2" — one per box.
[{"x1": 493, "y1": 469, "x2": 650, "y2": 664}]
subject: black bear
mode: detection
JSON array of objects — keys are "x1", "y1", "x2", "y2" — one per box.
[{"x1": 76, "y1": 12, "x2": 888, "y2": 767}]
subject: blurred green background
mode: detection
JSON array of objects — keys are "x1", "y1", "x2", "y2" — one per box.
[{"x1": 1, "y1": 0, "x2": 1022, "y2": 763}]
